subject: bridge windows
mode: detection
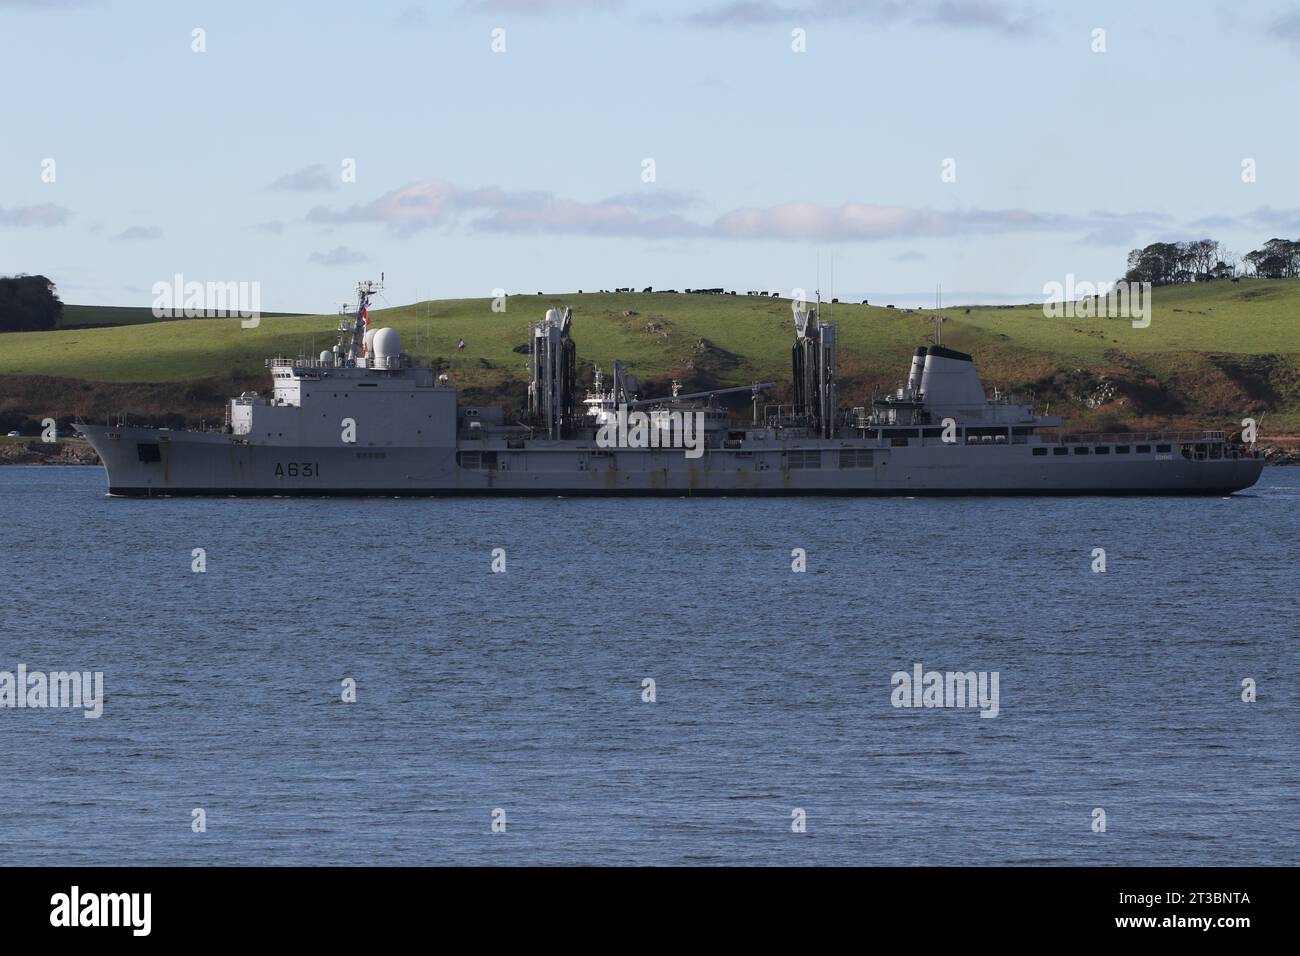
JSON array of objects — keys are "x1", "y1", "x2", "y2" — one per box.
[
  {"x1": 964, "y1": 427, "x2": 1010, "y2": 444},
  {"x1": 1073, "y1": 446, "x2": 1090, "y2": 455},
  {"x1": 1032, "y1": 447, "x2": 1047, "y2": 456}
]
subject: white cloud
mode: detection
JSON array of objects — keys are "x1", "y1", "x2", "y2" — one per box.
[
  {"x1": 393, "y1": 5, "x2": 430, "y2": 26},
  {"x1": 1181, "y1": 207, "x2": 1300, "y2": 235},
  {"x1": 268, "y1": 164, "x2": 337, "y2": 193},
  {"x1": 687, "y1": 0, "x2": 1033, "y2": 34},
  {"x1": 0, "y1": 203, "x2": 70, "y2": 227},
  {"x1": 461, "y1": 0, "x2": 624, "y2": 13},
  {"x1": 1244, "y1": 206, "x2": 1300, "y2": 233},
  {"x1": 302, "y1": 177, "x2": 1163, "y2": 243},
  {"x1": 308, "y1": 246, "x2": 369, "y2": 266},
  {"x1": 112, "y1": 225, "x2": 162, "y2": 241},
  {"x1": 1269, "y1": 6, "x2": 1300, "y2": 46}
]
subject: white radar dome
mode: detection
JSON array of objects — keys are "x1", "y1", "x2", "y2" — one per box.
[
  {"x1": 363, "y1": 327, "x2": 379, "y2": 353},
  {"x1": 372, "y1": 327, "x2": 402, "y2": 364}
]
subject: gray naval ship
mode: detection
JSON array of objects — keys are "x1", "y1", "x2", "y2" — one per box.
[{"x1": 78, "y1": 281, "x2": 1263, "y2": 497}]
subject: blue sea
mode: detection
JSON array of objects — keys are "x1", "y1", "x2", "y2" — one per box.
[{"x1": 1, "y1": 466, "x2": 1296, "y2": 866}]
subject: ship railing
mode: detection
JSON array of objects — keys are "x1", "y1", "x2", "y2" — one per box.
[
  {"x1": 1058, "y1": 430, "x2": 1227, "y2": 444},
  {"x1": 764, "y1": 404, "x2": 813, "y2": 428},
  {"x1": 988, "y1": 391, "x2": 1033, "y2": 406},
  {"x1": 266, "y1": 357, "x2": 340, "y2": 369}
]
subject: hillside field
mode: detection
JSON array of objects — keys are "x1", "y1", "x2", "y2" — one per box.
[
  {"x1": 58, "y1": 304, "x2": 305, "y2": 329},
  {"x1": 2, "y1": 280, "x2": 1299, "y2": 433}
]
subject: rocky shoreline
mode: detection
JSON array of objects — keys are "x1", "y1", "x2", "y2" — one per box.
[
  {"x1": 0, "y1": 440, "x2": 100, "y2": 465},
  {"x1": 1260, "y1": 445, "x2": 1300, "y2": 465}
]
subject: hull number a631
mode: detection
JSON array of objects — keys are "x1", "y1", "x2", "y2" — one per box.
[{"x1": 275, "y1": 462, "x2": 318, "y2": 478}]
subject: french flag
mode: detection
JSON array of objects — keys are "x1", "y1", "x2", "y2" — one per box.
[{"x1": 358, "y1": 295, "x2": 370, "y2": 326}]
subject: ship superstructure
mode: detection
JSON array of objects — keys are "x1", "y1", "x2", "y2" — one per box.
[{"x1": 77, "y1": 283, "x2": 1264, "y2": 496}]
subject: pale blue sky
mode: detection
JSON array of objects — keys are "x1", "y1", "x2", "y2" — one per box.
[{"x1": 2, "y1": 0, "x2": 1298, "y2": 310}]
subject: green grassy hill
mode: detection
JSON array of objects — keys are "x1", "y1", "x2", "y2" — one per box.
[
  {"x1": 3, "y1": 280, "x2": 1299, "y2": 433},
  {"x1": 59, "y1": 304, "x2": 162, "y2": 328},
  {"x1": 57, "y1": 304, "x2": 307, "y2": 329}
]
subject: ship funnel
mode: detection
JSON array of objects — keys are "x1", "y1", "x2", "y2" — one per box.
[
  {"x1": 919, "y1": 345, "x2": 986, "y2": 408},
  {"x1": 907, "y1": 347, "x2": 927, "y2": 393}
]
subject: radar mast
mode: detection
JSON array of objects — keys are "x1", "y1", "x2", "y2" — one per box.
[{"x1": 338, "y1": 278, "x2": 384, "y2": 365}]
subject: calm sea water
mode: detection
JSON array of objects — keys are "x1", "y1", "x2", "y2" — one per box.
[{"x1": 1, "y1": 466, "x2": 1296, "y2": 866}]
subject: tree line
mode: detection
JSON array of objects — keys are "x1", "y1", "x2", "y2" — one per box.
[
  {"x1": 0, "y1": 274, "x2": 63, "y2": 332},
  {"x1": 1124, "y1": 237, "x2": 1300, "y2": 286}
]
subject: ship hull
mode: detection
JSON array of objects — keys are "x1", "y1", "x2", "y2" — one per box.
[{"x1": 80, "y1": 425, "x2": 1266, "y2": 497}]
